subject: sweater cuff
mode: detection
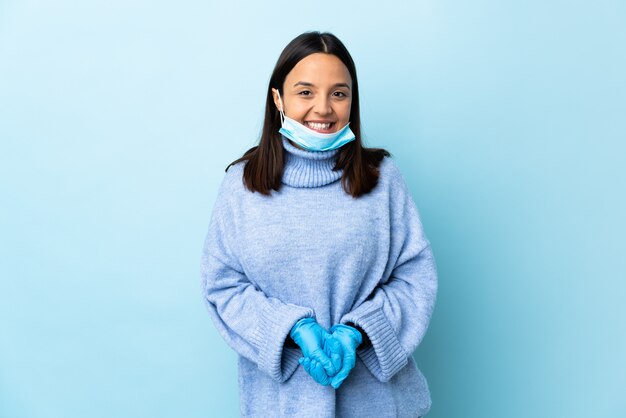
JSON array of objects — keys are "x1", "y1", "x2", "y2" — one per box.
[
  {"x1": 250, "y1": 301, "x2": 314, "y2": 383},
  {"x1": 341, "y1": 306, "x2": 408, "y2": 382}
]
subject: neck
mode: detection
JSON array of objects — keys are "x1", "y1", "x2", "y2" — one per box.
[
  {"x1": 288, "y1": 139, "x2": 306, "y2": 151},
  {"x1": 280, "y1": 135, "x2": 343, "y2": 188}
]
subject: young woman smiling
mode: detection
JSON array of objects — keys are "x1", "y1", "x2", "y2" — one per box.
[{"x1": 201, "y1": 31, "x2": 437, "y2": 418}]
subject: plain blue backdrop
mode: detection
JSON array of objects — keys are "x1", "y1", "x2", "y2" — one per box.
[{"x1": 1, "y1": 1, "x2": 625, "y2": 417}]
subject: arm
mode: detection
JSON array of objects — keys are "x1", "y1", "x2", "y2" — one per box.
[
  {"x1": 200, "y1": 172, "x2": 314, "y2": 383},
  {"x1": 339, "y1": 167, "x2": 438, "y2": 382}
]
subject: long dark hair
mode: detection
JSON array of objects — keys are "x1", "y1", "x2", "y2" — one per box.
[{"x1": 227, "y1": 31, "x2": 390, "y2": 198}]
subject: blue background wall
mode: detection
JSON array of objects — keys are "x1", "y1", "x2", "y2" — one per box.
[{"x1": 1, "y1": 1, "x2": 624, "y2": 417}]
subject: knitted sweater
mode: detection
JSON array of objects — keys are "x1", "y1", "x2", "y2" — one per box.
[{"x1": 200, "y1": 136, "x2": 438, "y2": 418}]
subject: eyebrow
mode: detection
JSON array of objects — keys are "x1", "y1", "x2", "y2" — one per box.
[{"x1": 293, "y1": 81, "x2": 351, "y2": 90}]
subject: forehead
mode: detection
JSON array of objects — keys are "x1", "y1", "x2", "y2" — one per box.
[{"x1": 285, "y1": 53, "x2": 352, "y2": 88}]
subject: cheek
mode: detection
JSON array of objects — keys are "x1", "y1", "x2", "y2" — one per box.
[
  {"x1": 339, "y1": 103, "x2": 351, "y2": 121},
  {"x1": 285, "y1": 102, "x2": 308, "y2": 121}
]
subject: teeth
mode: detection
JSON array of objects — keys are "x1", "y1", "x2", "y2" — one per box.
[{"x1": 306, "y1": 122, "x2": 332, "y2": 130}]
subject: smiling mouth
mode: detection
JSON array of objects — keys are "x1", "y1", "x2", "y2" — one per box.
[{"x1": 304, "y1": 121, "x2": 336, "y2": 133}]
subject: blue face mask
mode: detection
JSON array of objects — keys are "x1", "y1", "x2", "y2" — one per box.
[{"x1": 276, "y1": 90, "x2": 356, "y2": 152}]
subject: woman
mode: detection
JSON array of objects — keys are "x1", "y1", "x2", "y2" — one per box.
[{"x1": 200, "y1": 31, "x2": 437, "y2": 418}]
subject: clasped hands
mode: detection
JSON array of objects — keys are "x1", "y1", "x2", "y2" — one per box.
[{"x1": 290, "y1": 317, "x2": 362, "y2": 389}]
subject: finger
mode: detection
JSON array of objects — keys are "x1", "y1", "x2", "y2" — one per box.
[
  {"x1": 311, "y1": 349, "x2": 337, "y2": 376},
  {"x1": 331, "y1": 354, "x2": 356, "y2": 389},
  {"x1": 344, "y1": 352, "x2": 356, "y2": 370},
  {"x1": 307, "y1": 358, "x2": 317, "y2": 377},
  {"x1": 301, "y1": 357, "x2": 312, "y2": 374},
  {"x1": 331, "y1": 367, "x2": 351, "y2": 389},
  {"x1": 307, "y1": 358, "x2": 322, "y2": 383},
  {"x1": 331, "y1": 361, "x2": 350, "y2": 388},
  {"x1": 311, "y1": 360, "x2": 331, "y2": 386},
  {"x1": 325, "y1": 337, "x2": 343, "y2": 373},
  {"x1": 330, "y1": 350, "x2": 342, "y2": 374},
  {"x1": 331, "y1": 373, "x2": 346, "y2": 389}
]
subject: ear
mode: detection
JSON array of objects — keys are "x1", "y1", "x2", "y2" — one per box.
[{"x1": 271, "y1": 88, "x2": 283, "y2": 112}]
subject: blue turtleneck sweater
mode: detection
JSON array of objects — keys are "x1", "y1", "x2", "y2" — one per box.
[{"x1": 200, "y1": 136, "x2": 438, "y2": 417}]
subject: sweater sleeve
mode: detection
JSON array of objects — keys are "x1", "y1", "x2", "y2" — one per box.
[
  {"x1": 339, "y1": 164, "x2": 438, "y2": 382},
  {"x1": 200, "y1": 169, "x2": 315, "y2": 383}
]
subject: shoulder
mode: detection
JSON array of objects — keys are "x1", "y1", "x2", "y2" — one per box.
[
  {"x1": 378, "y1": 155, "x2": 409, "y2": 193},
  {"x1": 379, "y1": 154, "x2": 401, "y2": 177},
  {"x1": 222, "y1": 160, "x2": 246, "y2": 189},
  {"x1": 214, "y1": 159, "x2": 248, "y2": 195},
  {"x1": 213, "y1": 160, "x2": 247, "y2": 208}
]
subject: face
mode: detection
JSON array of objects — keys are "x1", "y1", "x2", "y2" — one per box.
[{"x1": 272, "y1": 53, "x2": 352, "y2": 135}]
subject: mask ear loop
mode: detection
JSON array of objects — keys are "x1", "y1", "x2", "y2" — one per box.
[{"x1": 276, "y1": 89, "x2": 285, "y2": 125}]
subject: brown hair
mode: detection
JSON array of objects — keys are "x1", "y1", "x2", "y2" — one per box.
[{"x1": 226, "y1": 31, "x2": 391, "y2": 198}]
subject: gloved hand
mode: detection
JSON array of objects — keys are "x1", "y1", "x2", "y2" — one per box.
[
  {"x1": 327, "y1": 324, "x2": 362, "y2": 389},
  {"x1": 298, "y1": 334, "x2": 343, "y2": 385},
  {"x1": 290, "y1": 318, "x2": 339, "y2": 384},
  {"x1": 298, "y1": 356, "x2": 331, "y2": 385}
]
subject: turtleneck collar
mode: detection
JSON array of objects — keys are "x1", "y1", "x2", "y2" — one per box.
[{"x1": 281, "y1": 135, "x2": 343, "y2": 188}]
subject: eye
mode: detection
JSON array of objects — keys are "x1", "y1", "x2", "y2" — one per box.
[
  {"x1": 298, "y1": 90, "x2": 312, "y2": 96},
  {"x1": 333, "y1": 91, "x2": 348, "y2": 97}
]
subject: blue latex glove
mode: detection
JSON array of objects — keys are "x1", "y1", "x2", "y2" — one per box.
[
  {"x1": 290, "y1": 318, "x2": 338, "y2": 383},
  {"x1": 323, "y1": 331, "x2": 343, "y2": 375},
  {"x1": 299, "y1": 356, "x2": 331, "y2": 385},
  {"x1": 327, "y1": 324, "x2": 362, "y2": 389},
  {"x1": 298, "y1": 332, "x2": 343, "y2": 386}
]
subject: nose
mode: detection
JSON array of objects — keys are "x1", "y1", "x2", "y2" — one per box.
[{"x1": 313, "y1": 96, "x2": 333, "y2": 116}]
